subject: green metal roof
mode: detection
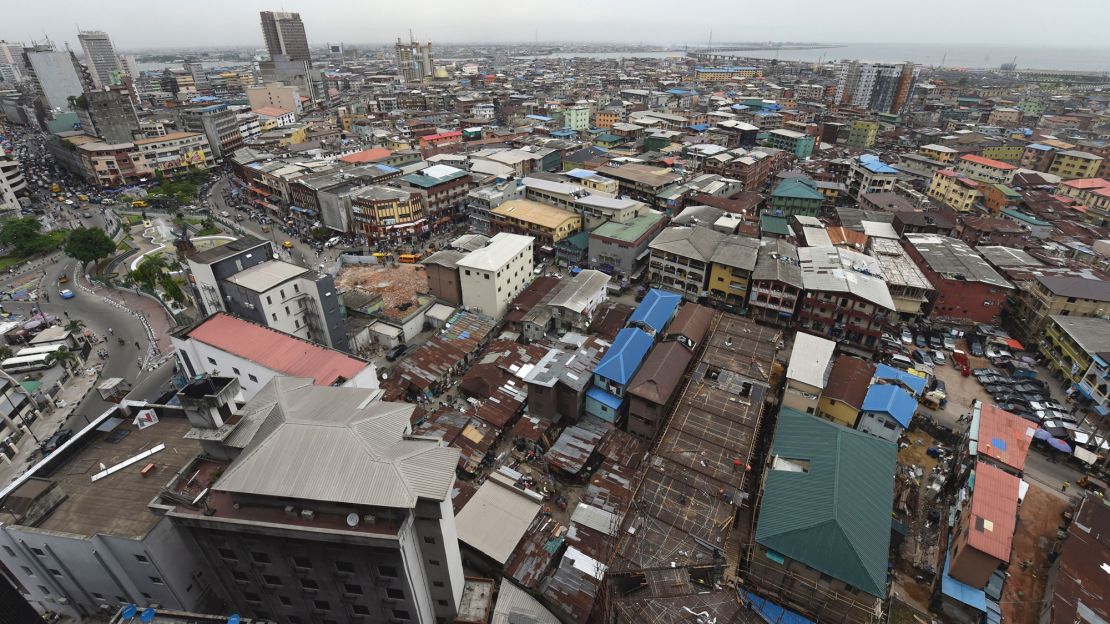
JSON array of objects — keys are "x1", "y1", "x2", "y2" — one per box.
[
  {"x1": 771, "y1": 178, "x2": 824, "y2": 201},
  {"x1": 595, "y1": 133, "x2": 624, "y2": 143},
  {"x1": 991, "y1": 184, "x2": 1021, "y2": 198},
  {"x1": 760, "y1": 214, "x2": 791, "y2": 236},
  {"x1": 399, "y1": 170, "x2": 469, "y2": 188},
  {"x1": 558, "y1": 230, "x2": 590, "y2": 250},
  {"x1": 755, "y1": 408, "x2": 896, "y2": 597},
  {"x1": 591, "y1": 212, "x2": 666, "y2": 243}
]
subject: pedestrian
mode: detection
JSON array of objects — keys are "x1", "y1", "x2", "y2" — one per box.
[
  {"x1": 107, "y1": 327, "x2": 113, "y2": 335},
  {"x1": 1062, "y1": 481, "x2": 1070, "y2": 492}
]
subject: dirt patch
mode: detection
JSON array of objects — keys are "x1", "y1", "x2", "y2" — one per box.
[
  {"x1": 1001, "y1": 485, "x2": 1069, "y2": 624},
  {"x1": 892, "y1": 427, "x2": 950, "y2": 612}
]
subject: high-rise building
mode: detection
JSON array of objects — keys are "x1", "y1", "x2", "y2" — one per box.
[
  {"x1": 180, "y1": 104, "x2": 243, "y2": 160},
  {"x1": 22, "y1": 42, "x2": 89, "y2": 110},
  {"x1": 260, "y1": 10, "x2": 310, "y2": 61},
  {"x1": 77, "y1": 30, "x2": 124, "y2": 88},
  {"x1": 75, "y1": 86, "x2": 140, "y2": 143},
  {"x1": 0, "y1": 156, "x2": 28, "y2": 214},
  {"x1": 0, "y1": 41, "x2": 26, "y2": 70},
  {"x1": 835, "y1": 61, "x2": 917, "y2": 114},
  {"x1": 395, "y1": 37, "x2": 433, "y2": 82}
]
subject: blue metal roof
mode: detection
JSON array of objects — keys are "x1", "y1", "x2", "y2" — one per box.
[
  {"x1": 941, "y1": 551, "x2": 987, "y2": 611},
  {"x1": 861, "y1": 384, "x2": 916, "y2": 428},
  {"x1": 593, "y1": 328, "x2": 653, "y2": 385},
  {"x1": 526, "y1": 114, "x2": 553, "y2": 122},
  {"x1": 873, "y1": 364, "x2": 927, "y2": 396},
  {"x1": 687, "y1": 123, "x2": 709, "y2": 132},
  {"x1": 859, "y1": 154, "x2": 898, "y2": 174},
  {"x1": 744, "y1": 592, "x2": 815, "y2": 624},
  {"x1": 628, "y1": 289, "x2": 681, "y2": 334},
  {"x1": 586, "y1": 386, "x2": 623, "y2": 410},
  {"x1": 1027, "y1": 143, "x2": 1052, "y2": 151},
  {"x1": 565, "y1": 168, "x2": 597, "y2": 180}
]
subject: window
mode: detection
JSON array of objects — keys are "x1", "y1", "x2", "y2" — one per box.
[
  {"x1": 38, "y1": 585, "x2": 50, "y2": 596},
  {"x1": 432, "y1": 581, "x2": 445, "y2": 588},
  {"x1": 149, "y1": 576, "x2": 163, "y2": 585},
  {"x1": 393, "y1": 609, "x2": 411, "y2": 620},
  {"x1": 248, "y1": 374, "x2": 258, "y2": 383},
  {"x1": 141, "y1": 592, "x2": 151, "y2": 599},
  {"x1": 271, "y1": 313, "x2": 277, "y2": 321},
  {"x1": 2, "y1": 546, "x2": 14, "y2": 557},
  {"x1": 251, "y1": 551, "x2": 271, "y2": 564},
  {"x1": 285, "y1": 306, "x2": 290, "y2": 315},
  {"x1": 335, "y1": 560, "x2": 355, "y2": 573},
  {"x1": 218, "y1": 548, "x2": 237, "y2": 561},
  {"x1": 263, "y1": 574, "x2": 282, "y2": 586},
  {"x1": 353, "y1": 605, "x2": 371, "y2": 615},
  {"x1": 232, "y1": 367, "x2": 241, "y2": 375},
  {"x1": 294, "y1": 284, "x2": 299, "y2": 293},
  {"x1": 20, "y1": 566, "x2": 32, "y2": 576},
  {"x1": 243, "y1": 591, "x2": 261, "y2": 603},
  {"x1": 266, "y1": 296, "x2": 272, "y2": 304},
  {"x1": 484, "y1": 273, "x2": 489, "y2": 279},
  {"x1": 344, "y1": 583, "x2": 362, "y2": 595},
  {"x1": 465, "y1": 270, "x2": 470, "y2": 275},
  {"x1": 313, "y1": 599, "x2": 330, "y2": 610},
  {"x1": 293, "y1": 556, "x2": 311, "y2": 569},
  {"x1": 48, "y1": 568, "x2": 62, "y2": 577},
  {"x1": 206, "y1": 357, "x2": 217, "y2": 366},
  {"x1": 135, "y1": 554, "x2": 149, "y2": 564},
  {"x1": 231, "y1": 570, "x2": 248, "y2": 582},
  {"x1": 437, "y1": 600, "x2": 449, "y2": 607},
  {"x1": 301, "y1": 578, "x2": 319, "y2": 590},
  {"x1": 423, "y1": 536, "x2": 436, "y2": 545},
  {"x1": 429, "y1": 559, "x2": 440, "y2": 566},
  {"x1": 378, "y1": 565, "x2": 398, "y2": 577},
  {"x1": 387, "y1": 587, "x2": 405, "y2": 599},
  {"x1": 280, "y1": 289, "x2": 285, "y2": 299}
]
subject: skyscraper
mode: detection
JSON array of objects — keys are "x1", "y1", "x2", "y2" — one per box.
[
  {"x1": 834, "y1": 61, "x2": 917, "y2": 114},
  {"x1": 22, "y1": 42, "x2": 89, "y2": 110},
  {"x1": 77, "y1": 30, "x2": 124, "y2": 88},
  {"x1": 395, "y1": 36, "x2": 433, "y2": 82},
  {"x1": 259, "y1": 11, "x2": 310, "y2": 61}
]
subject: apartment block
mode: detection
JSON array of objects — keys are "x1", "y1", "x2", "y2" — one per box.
[{"x1": 456, "y1": 233, "x2": 535, "y2": 320}]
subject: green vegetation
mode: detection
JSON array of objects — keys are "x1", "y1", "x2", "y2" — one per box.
[
  {"x1": 130, "y1": 253, "x2": 168, "y2": 290},
  {"x1": 0, "y1": 256, "x2": 23, "y2": 272},
  {"x1": 148, "y1": 169, "x2": 207, "y2": 207},
  {"x1": 0, "y1": 218, "x2": 63, "y2": 257},
  {"x1": 125, "y1": 214, "x2": 144, "y2": 225},
  {"x1": 63, "y1": 227, "x2": 117, "y2": 264},
  {"x1": 196, "y1": 226, "x2": 221, "y2": 236},
  {"x1": 116, "y1": 240, "x2": 131, "y2": 251}
]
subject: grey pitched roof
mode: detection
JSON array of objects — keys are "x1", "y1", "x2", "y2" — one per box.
[
  {"x1": 216, "y1": 377, "x2": 458, "y2": 508},
  {"x1": 710, "y1": 236, "x2": 760, "y2": 271},
  {"x1": 648, "y1": 226, "x2": 724, "y2": 262}
]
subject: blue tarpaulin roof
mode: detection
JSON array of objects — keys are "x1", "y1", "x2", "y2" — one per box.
[
  {"x1": 941, "y1": 551, "x2": 987, "y2": 611},
  {"x1": 861, "y1": 384, "x2": 917, "y2": 428},
  {"x1": 744, "y1": 591, "x2": 815, "y2": 624},
  {"x1": 586, "y1": 386, "x2": 624, "y2": 410},
  {"x1": 873, "y1": 364, "x2": 927, "y2": 396},
  {"x1": 593, "y1": 328, "x2": 653, "y2": 385},
  {"x1": 859, "y1": 154, "x2": 898, "y2": 174},
  {"x1": 628, "y1": 289, "x2": 681, "y2": 334}
]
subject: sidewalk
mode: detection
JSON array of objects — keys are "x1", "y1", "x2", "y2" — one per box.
[
  {"x1": 0, "y1": 364, "x2": 101, "y2": 486},
  {"x1": 73, "y1": 267, "x2": 178, "y2": 360}
]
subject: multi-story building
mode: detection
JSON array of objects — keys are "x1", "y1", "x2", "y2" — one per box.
[
  {"x1": 186, "y1": 236, "x2": 274, "y2": 316},
  {"x1": 1041, "y1": 315, "x2": 1110, "y2": 387},
  {"x1": 748, "y1": 238, "x2": 803, "y2": 326},
  {"x1": 245, "y1": 82, "x2": 302, "y2": 115},
  {"x1": 464, "y1": 180, "x2": 524, "y2": 234},
  {"x1": 260, "y1": 11, "x2": 310, "y2": 61},
  {"x1": 626, "y1": 340, "x2": 692, "y2": 438},
  {"x1": 47, "y1": 130, "x2": 215, "y2": 186},
  {"x1": 694, "y1": 66, "x2": 762, "y2": 82},
  {"x1": 707, "y1": 236, "x2": 760, "y2": 308},
  {"x1": 769, "y1": 177, "x2": 824, "y2": 217},
  {"x1": 765, "y1": 128, "x2": 815, "y2": 159},
  {"x1": 797, "y1": 246, "x2": 897, "y2": 356},
  {"x1": 956, "y1": 154, "x2": 1016, "y2": 184},
  {"x1": 903, "y1": 234, "x2": 1012, "y2": 324},
  {"x1": 586, "y1": 326, "x2": 654, "y2": 423},
  {"x1": 77, "y1": 30, "x2": 124, "y2": 88},
  {"x1": 835, "y1": 61, "x2": 916, "y2": 113},
  {"x1": 521, "y1": 176, "x2": 647, "y2": 230},
  {"x1": 395, "y1": 37, "x2": 434, "y2": 82},
  {"x1": 489, "y1": 199, "x2": 581, "y2": 250},
  {"x1": 396, "y1": 164, "x2": 474, "y2": 225},
  {"x1": 749, "y1": 408, "x2": 895, "y2": 624},
  {"x1": 23, "y1": 43, "x2": 88, "y2": 110},
  {"x1": 647, "y1": 226, "x2": 724, "y2": 302},
  {"x1": 596, "y1": 163, "x2": 683, "y2": 207},
  {"x1": 456, "y1": 233, "x2": 534, "y2": 320},
  {"x1": 868, "y1": 237, "x2": 933, "y2": 318},
  {"x1": 919, "y1": 143, "x2": 958, "y2": 164},
  {"x1": 350, "y1": 186, "x2": 425, "y2": 245},
  {"x1": 927, "y1": 168, "x2": 983, "y2": 212},
  {"x1": 1048, "y1": 150, "x2": 1103, "y2": 179},
  {"x1": 1009, "y1": 275, "x2": 1110, "y2": 350},
  {"x1": 75, "y1": 87, "x2": 140, "y2": 143},
  {"x1": 132, "y1": 131, "x2": 215, "y2": 178},
  {"x1": 251, "y1": 106, "x2": 296, "y2": 128},
  {"x1": 0, "y1": 156, "x2": 27, "y2": 214},
  {"x1": 987, "y1": 107, "x2": 1022, "y2": 127},
  {"x1": 587, "y1": 212, "x2": 668, "y2": 284},
  {"x1": 161, "y1": 376, "x2": 464, "y2": 624},
  {"x1": 847, "y1": 120, "x2": 879, "y2": 149},
  {"x1": 783, "y1": 332, "x2": 837, "y2": 415},
  {"x1": 846, "y1": 155, "x2": 898, "y2": 199},
  {"x1": 180, "y1": 105, "x2": 244, "y2": 160}
]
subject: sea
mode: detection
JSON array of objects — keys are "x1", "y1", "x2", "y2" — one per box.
[{"x1": 533, "y1": 43, "x2": 1110, "y2": 72}]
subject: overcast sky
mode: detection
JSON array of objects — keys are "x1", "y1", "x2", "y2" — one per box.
[{"x1": 6, "y1": 0, "x2": 1110, "y2": 51}]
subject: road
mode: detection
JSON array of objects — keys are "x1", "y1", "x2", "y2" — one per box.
[{"x1": 207, "y1": 176, "x2": 328, "y2": 269}]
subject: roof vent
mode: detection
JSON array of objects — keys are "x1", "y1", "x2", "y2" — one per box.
[{"x1": 300, "y1": 509, "x2": 315, "y2": 521}]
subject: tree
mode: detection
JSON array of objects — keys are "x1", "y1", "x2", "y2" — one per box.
[
  {"x1": 131, "y1": 253, "x2": 168, "y2": 290},
  {"x1": 47, "y1": 348, "x2": 77, "y2": 370},
  {"x1": 0, "y1": 346, "x2": 11, "y2": 361},
  {"x1": 0, "y1": 218, "x2": 53, "y2": 257},
  {"x1": 160, "y1": 274, "x2": 186, "y2": 304},
  {"x1": 64, "y1": 227, "x2": 117, "y2": 264},
  {"x1": 64, "y1": 319, "x2": 84, "y2": 333}
]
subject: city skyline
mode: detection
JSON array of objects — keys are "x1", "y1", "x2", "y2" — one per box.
[{"x1": 5, "y1": 0, "x2": 1110, "y2": 52}]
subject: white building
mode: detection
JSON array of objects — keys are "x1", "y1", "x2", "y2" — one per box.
[
  {"x1": 783, "y1": 332, "x2": 837, "y2": 415},
  {"x1": 77, "y1": 30, "x2": 124, "y2": 88},
  {"x1": 456, "y1": 233, "x2": 534, "y2": 320},
  {"x1": 170, "y1": 312, "x2": 378, "y2": 402},
  {"x1": 25, "y1": 46, "x2": 87, "y2": 111},
  {"x1": 0, "y1": 157, "x2": 27, "y2": 213}
]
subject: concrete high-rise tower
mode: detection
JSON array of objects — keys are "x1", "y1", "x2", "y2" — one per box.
[
  {"x1": 395, "y1": 36, "x2": 433, "y2": 83},
  {"x1": 77, "y1": 30, "x2": 124, "y2": 88},
  {"x1": 259, "y1": 11, "x2": 310, "y2": 61}
]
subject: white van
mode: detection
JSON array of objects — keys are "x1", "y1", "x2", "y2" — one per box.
[{"x1": 325, "y1": 236, "x2": 342, "y2": 248}]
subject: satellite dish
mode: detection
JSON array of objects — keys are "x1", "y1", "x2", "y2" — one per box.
[
  {"x1": 122, "y1": 604, "x2": 137, "y2": 619},
  {"x1": 346, "y1": 512, "x2": 360, "y2": 527}
]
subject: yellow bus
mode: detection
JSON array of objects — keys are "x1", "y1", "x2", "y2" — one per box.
[
  {"x1": 131, "y1": 200, "x2": 149, "y2": 208},
  {"x1": 398, "y1": 253, "x2": 423, "y2": 264},
  {"x1": 51, "y1": 183, "x2": 61, "y2": 193}
]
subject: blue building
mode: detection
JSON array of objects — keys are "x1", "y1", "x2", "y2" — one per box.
[
  {"x1": 627, "y1": 288, "x2": 682, "y2": 336},
  {"x1": 872, "y1": 363, "x2": 927, "y2": 396},
  {"x1": 857, "y1": 384, "x2": 916, "y2": 442},
  {"x1": 585, "y1": 328, "x2": 654, "y2": 422}
]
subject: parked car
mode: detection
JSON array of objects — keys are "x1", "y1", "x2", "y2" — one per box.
[
  {"x1": 385, "y1": 345, "x2": 408, "y2": 362},
  {"x1": 1030, "y1": 401, "x2": 1067, "y2": 412},
  {"x1": 929, "y1": 335, "x2": 944, "y2": 350},
  {"x1": 943, "y1": 336, "x2": 956, "y2": 351},
  {"x1": 973, "y1": 368, "x2": 1001, "y2": 377},
  {"x1": 970, "y1": 341, "x2": 984, "y2": 357},
  {"x1": 996, "y1": 402, "x2": 1032, "y2": 417},
  {"x1": 41, "y1": 428, "x2": 73, "y2": 454},
  {"x1": 1035, "y1": 409, "x2": 1071, "y2": 422},
  {"x1": 915, "y1": 334, "x2": 927, "y2": 348},
  {"x1": 983, "y1": 384, "x2": 1010, "y2": 395},
  {"x1": 912, "y1": 350, "x2": 933, "y2": 366},
  {"x1": 932, "y1": 350, "x2": 946, "y2": 365},
  {"x1": 901, "y1": 328, "x2": 913, "y2": 344}
]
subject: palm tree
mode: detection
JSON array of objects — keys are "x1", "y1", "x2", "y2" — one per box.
[
  {"x1": 0, "y1": 346, "x2": 12, "y2": 361},
  {"x1": 47, "y1": 348, "x2": 78, "y2": 371},
  {"x1": 64, "y1": 319, "x2": 84, "y2": 333}
]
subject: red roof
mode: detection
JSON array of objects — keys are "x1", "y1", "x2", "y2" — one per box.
[
  {"x1": 421, "y1": 131, "x2": 462, "y2": 142},
  {"x1": 1061, "y1": 177, "x2": 1110, "y2": 190},
  {"x1": 960, "y1": 154, "x2": 1016, "y2": 170},
  {"x1": 252, "y1": 106, "x2": 292, "y2": 118},
  {"x1": 966, "y1": 461, "x2": 1020, "y2": 561},
  {"x1": 976, "y1": 403, "x2": 1034, "y2": 471},
  {"x1": 340, "y1": 148, "x2": 393, "y2": 164},
  {"x1": 186, "y1": 313, "x2": 369, "y2": 386}
]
